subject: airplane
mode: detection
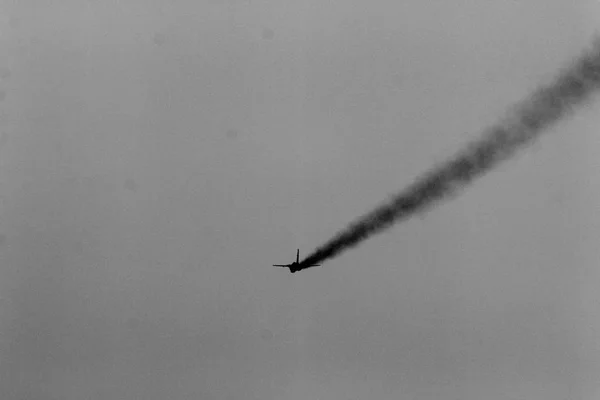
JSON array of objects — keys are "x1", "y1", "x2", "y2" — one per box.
[{"x1": 273, "y1": 249, "x2": 320, "y2": 273}]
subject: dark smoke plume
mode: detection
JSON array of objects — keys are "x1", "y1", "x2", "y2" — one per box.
[{"x1": 298, "y1": 37, "x2": 600, "y2": 271}]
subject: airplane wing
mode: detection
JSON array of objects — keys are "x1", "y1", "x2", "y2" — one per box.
[
  {"x1": 273, "y1": 265, "x2": 288, "y2": 267},
  {"x1": 294, "y1": 263, "x2": 321, "y2": 271}
]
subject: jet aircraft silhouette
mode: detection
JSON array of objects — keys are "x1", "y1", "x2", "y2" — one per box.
[{"x1": 273, "y1": 249, "x2": 320, "y2": 273}]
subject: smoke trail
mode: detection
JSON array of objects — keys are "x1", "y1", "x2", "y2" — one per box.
[{"x1": 298, "y1": 37, "x2": 600, "y2": 271}]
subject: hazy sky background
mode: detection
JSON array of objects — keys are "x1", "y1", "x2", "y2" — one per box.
[{"x1": 1, "y1": 1, "x2": 600, "y2": 399}]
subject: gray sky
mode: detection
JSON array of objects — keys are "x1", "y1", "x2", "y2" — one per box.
[{"x1": 1, "y1": 1, "x2": 599, "y2": 399}]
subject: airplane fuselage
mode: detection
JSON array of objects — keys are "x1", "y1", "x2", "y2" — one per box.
[{"x1": 288, "y1": 262, "x2": 300, "y2": 273}]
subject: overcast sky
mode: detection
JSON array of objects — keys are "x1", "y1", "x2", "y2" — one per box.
[{"x1": 1, "y1": 1, "x2": 600, "y2": 399}]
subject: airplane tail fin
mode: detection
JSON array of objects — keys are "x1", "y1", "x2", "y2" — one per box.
[{"x1": 296, "y1": 249, "x2": 299, "y2": 264}]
